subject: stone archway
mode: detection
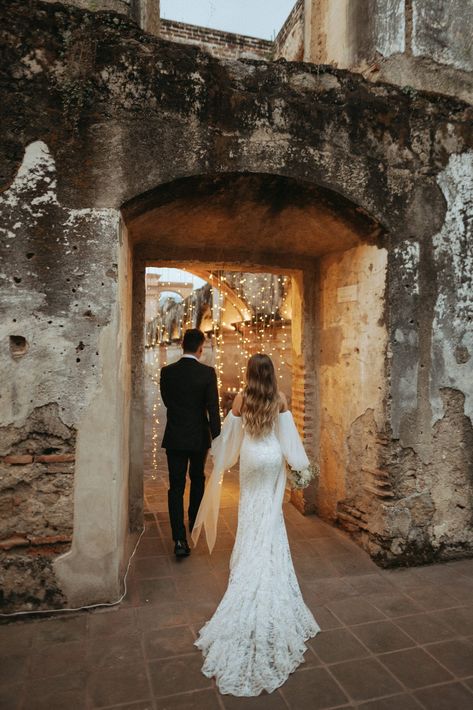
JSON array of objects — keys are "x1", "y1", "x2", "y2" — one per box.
[{"x1": 2, "y1": 0, "x2": 472, "y2": 612}]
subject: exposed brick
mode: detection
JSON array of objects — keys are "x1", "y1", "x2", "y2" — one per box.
[
  {"x1": 44, "y1": 462, "x2": 75, "y2": 474},
  {"x1": 160, "y1": 18, "x2": 272, "y2": 61},
  {"x1": 27, "y1": 533, "x2": 72, "y2": 545},
  {"x1": 2, "y1": 455, "x2": 33, "y2": 464},
  {"x1": 0, "y1": 534, "x2": 29, "y2": 550},
  {"x1": 34, "y1": 453, "x2": 75, "y2": 463}
]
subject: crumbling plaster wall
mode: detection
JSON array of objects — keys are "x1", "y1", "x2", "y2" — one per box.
[
  {"x1": 318, "y1": 245, "x2": 388, "y2": 521},
  {"x1": 274, "y1": 0, "x2": 305, "y2": 61},
  {"x1": 0, "y1": 141, "x2": 132, "y2": 610},
  {"x1": 304, "y1": 0, "x2": 473, "y2": 104},
  {"x1": 360, "y1": 149, "x2": 473, "y2": 565},
  {"x1": 1, "y1": 0, "x2": 472, "y2": 608}
]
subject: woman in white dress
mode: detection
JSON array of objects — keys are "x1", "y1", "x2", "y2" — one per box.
[{"x1": 191, "y1": 353, "x2": 320, "y2": 697}]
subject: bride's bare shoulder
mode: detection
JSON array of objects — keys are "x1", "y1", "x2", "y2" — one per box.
[
  {"x1": 278, "y1": 391, "x2": 288, "y2": 412},
  {"x1": 232, "y1": 391, "x2": 243, "y2": 416}
]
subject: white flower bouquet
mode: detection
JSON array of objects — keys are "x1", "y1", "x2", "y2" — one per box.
[{"x1": 287, "y1": 463, "x2": 319, "y2": 490}]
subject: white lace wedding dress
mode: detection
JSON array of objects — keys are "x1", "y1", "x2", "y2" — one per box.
[{"x1": 191, "y1": 411, "x2": 320, "y2": 696}]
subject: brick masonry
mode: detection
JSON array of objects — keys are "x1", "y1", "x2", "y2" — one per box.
[
  {"x1": 160, "y1": 0, "x2": 304, "y2": 62},
  {"x1": 160, "y1": 19, "x2": 273, "y2": 61},
  {"x1": 0, "y1": 403, "x2": 76, "y2": 610}
]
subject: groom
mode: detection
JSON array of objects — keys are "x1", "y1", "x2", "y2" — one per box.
[{"x1": 160, "y1": 328, "x2": 221, "y2": 557}]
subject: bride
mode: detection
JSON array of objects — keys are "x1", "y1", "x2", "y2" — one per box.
[{"x1": 191, "y1": 353, "x2": 320, "y2": 696}]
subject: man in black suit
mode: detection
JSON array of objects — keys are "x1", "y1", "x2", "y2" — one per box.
[{"x1": 160, "y1": 328, "x2": 221, "y2": 557}]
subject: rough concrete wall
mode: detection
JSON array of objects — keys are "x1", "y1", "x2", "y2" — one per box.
[
  {"x1": 54, "y1": 212, "x2": 132, "y2": 607},
  {"x1": 431, "y1": 153, "x2": 473, "y2": 426},
  {"x1": 375, "y1": 0, "x2": 473, "y2": 104},
  {"x1": 274, "y1": 0, "x2": 305, "y2": 61},
  {"x1": 131, "y1": 0, "x2": 159, "y2": 37},
  {"x1": 413, "y1": 2, "x2": 473, "y2": 72},
  {"x1": 304, "y1": 0, "x2": 378, "y2": 67},
  {"x1": 305, "y1": 0, "x2": 473, "y2": 103},
  {"x1": 366, "y1": 149, "x2": 473, "y2": 566},
  {"x1": 374, "y1": 0, "x2": 405, "y2": 57},
  {"x1": 426, "y1": 152, "x2": 473, "y2": 556},
  {"x1": 0, "y1": 141, "x2": 130, "y2": 610},
  {"x1": 317, "y1": 245, "x2": 388, "y2": 521},
  {"x1": 365, "y1": 385, "x2": 473, "y2": 566}
]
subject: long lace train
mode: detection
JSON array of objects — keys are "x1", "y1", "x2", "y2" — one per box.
[{"x1": 194, "y1": 422, "x2": 320, "y2": 696}]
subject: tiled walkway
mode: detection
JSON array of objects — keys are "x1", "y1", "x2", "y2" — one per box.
[{"x1": 1, "y1": 363, "x2": 473, "y2": 709}]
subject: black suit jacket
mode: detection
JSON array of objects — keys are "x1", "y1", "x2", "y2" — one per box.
[{"x1": 160, "y1": 357, "x2": 221, "y2": 451}]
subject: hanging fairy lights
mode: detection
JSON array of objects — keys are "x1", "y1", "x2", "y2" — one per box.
[
  {"x1": 150, "y1": 344, "x2": 160, "y2": 480},
  {"x1": 146, "y1": 266, "x2": 292, "y2": 404},
  {"x1": 218, "y1": 271, "x2": 291, "y2": 393},
  {"x1": 211, "y1": 271, "x2": 226, "y2": 412}
]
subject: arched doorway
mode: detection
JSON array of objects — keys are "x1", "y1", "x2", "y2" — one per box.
[{"x1": 121, "y1": 172, "x2": 387, "y2": 543}]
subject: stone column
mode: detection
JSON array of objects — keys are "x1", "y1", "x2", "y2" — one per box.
[{"x1": 133, "y1": 0, "x2": 160, "y2": 36}]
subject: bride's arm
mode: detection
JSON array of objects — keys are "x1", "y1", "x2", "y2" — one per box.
[
  {"x1": 211, "y1": 405, "x2": 243, "y2": 470},
  {"x1": 276, "y1": 409, "x2": 310, "y2": 471},
  {"x1": 279, "y1": 391, "x2": 288, "y2": 412},
  {"x1": 232, "y1": 391, "x2": 243, "y2": 416},
  {"x1": 192, "y1": 410, "x2": 243, "y2": 552}
]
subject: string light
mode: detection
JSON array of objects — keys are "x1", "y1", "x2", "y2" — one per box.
[{"x1": 145, "y1": 268, "x2": 292, "y2": 407}]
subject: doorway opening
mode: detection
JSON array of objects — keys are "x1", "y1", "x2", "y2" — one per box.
[{"x1": 143, "y1": 264, "x2": 295, "y2": 519}]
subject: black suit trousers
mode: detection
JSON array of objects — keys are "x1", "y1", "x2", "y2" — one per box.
[{"x1": 166, "y1": 449, "x2": 208, "y2": 541}]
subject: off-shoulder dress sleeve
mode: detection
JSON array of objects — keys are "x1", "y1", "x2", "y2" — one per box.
[
  {"x1": 191, "y1": 411, "x2": 243, "y2": 553},
  {"x1": 275, "y1": 410, "x2": 310, "y2": 471}
]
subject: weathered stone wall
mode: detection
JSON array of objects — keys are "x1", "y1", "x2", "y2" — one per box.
[
  {"x1": 0, "y1": 138, "x2": 132, "y2": 610},
  {"x1": 41, "y1": 0, "x2": 131, "y2": 13},
  {"x1": 0, "y1": 405, "x2": 75, "y2": 609},
  {"x1": 40, "y1": 0, "x2": 160, "y2": 35},
  {"x1": 304, "y1": 0, "x2": 473, "y2": 103},
  {"x1": 1, "y1": 0, "x2": 472, "y2": 609},
  {"x1": 318, "y1": 245, "x2": 388, "y2": 522},
  {"x1": 274, "y1": 0, "x2": 305, "y2": 61}
]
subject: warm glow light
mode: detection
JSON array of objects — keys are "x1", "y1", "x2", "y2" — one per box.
[{"x1": 147, "y1": 268, "x2": 291, "y2": 404}]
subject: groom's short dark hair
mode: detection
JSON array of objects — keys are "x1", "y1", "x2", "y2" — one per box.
[{"x1": 182, "y1": 328, "x2": 205, "y2": 353}]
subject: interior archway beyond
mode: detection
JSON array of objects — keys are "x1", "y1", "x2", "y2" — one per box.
[{"x1": 123, "y1": 172, "x2": 388, "y2": 537}]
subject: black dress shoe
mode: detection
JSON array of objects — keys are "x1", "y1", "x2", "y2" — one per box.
[{"x1": 174, "y1": 539, "x2": 190, "y2": 557}]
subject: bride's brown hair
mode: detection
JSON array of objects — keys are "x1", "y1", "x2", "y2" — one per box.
[{"x1": 242, "y1": 354, "x2": 280, "y2": 437}]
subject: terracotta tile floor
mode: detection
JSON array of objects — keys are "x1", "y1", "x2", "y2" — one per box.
[{"x1": 1, "y1": 368, "x2": 473, "y2": 709}]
